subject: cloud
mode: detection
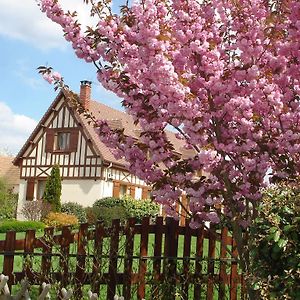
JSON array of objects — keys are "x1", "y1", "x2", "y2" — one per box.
[
  {"x1": 0, "y1": 102, "x2": 37, "y2": 155},
  {"x1": 0, "y1": 0, "x2": 97, "y2": 50}
]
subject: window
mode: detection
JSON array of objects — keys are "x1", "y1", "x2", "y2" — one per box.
[
  {"x1": 37, "y1": 180, "x2": 46, "y2": 200},
  {"x1": 55, "y1": 132, "x2": 70, "y2": 151},
  {"x1": 45, "y1": 128, "x2": 79, "y2": 153},
  {"x1": 120, "y1": 184, "x2": 128, "y2": 197}
]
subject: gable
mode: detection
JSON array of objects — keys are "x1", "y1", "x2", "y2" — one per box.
[{"x1": 17, "y1": 93, "x2": 102, "y2": 179}]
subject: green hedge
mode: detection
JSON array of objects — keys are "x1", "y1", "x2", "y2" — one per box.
[
  {"x1": 90, "y1": 196, "x2": 159, "y2": 226},
  {"x1": 61, "y1": 202, "x2": 87, "y2": 223},
  {"x1": 0, "y1": 220, "x2": 45, "y2": 233},
  {"x1": 250, "y1": 183, "x2": 300, "y2": 299}
]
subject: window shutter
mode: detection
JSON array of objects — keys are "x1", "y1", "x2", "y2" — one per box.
[
  {"x1": 45, "y1": 129, "x2": 54, "y2": 152},
  {"x1": 69, "y1": 130, "x2": 79, "y2": 152},
  {"x1": 26, "y1": 178, "x2": 35, "y2": 201},
  {"x1": 142, "y1": 187, "x2": 149, "y2": 200},
  {"x1": 130, "y1": 185, "x2": 135, "y2": 198},
  {"x1": 113, "y1": 181, "x2": 120, "y2": 198}
]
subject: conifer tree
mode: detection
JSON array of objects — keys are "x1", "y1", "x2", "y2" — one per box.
[{"x1": 43, "y1": 165, "x2": 62, "y2": 212}]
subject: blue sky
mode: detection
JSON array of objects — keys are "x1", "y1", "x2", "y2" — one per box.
[{"x1": 0, "y1": 0, "x2": 124, "y2": 155}]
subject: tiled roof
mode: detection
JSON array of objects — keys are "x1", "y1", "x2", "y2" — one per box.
[
  {"x1": 14, "y1": 89, "x2": 192, "y2": 169},
  {"x1": 76, "y1": 98, "x2": 189, "y2": 167},
  {"x1": 0, "y1": 156, "x2": 20, "y2": 186}
]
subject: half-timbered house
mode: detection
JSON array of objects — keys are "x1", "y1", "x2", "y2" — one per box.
[{"x1": 14, "y1": 81, "x2": 187, "y2": 219}]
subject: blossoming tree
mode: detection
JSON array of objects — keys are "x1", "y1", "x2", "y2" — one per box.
[{"x1": 38, "y1": 0, "x2": 300, "y2": 291}]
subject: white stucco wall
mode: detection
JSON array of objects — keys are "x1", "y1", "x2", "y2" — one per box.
[
  {"x1": 16, "y1": 179, "x2": 28, "y2": 220},
  {"x1": 61, "y1": 179, "x2": 105, "y2": 207}
]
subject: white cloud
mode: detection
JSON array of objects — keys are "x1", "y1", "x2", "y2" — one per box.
[
  {"x1": 0, "y1": 102, "x2": 37, "y2": 155},
  {"x1": 0, "y1": 0, "x2": 97, "y2": 50}
]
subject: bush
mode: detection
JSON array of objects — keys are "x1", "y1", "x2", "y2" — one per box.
[
  {"x1": 21, "y1": 200, "x2": 52, "y2": 221},
  {"x1": 0, "y1": 220, "x2": 45, "y2": 233},
  {"x1": 0, "y1": 177, "x2": 18, "y2": 220},
  {"x1": 44, "y1": 212, "x2": 78, "y2": 228},
  {"x1": 91, "y1": 196, "x2": 159, "y2": 226},
  {"x1": 250, "y1": 183, "x2": 300, "y2": 299},
  {"x1": 61, "y1": 202, "x2": 87, "y2": 223},
  {"x1": 122, "y1": 195, "x2": 159, "y2": 222}
]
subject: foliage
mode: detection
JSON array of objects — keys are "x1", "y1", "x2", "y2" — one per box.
[
  {"x1": 21, "y1": 200, "x2": 52, "y2": 221},
  {"x1": 61, "y1": 202, "x2": 87, "y2": 223},
  {"x1": 43, "y1": 165, "x2": 62, "y2": 212},
  {"x1": 122, "y1": 195, "x2": 159, "y2": 222},
  {"x1": 44, "y1": 212, "x2": 78, "y2": 228},
  {"x1": 0, "y1": 220, "x2": 45, "y2": 233},
  {"x1": 0, "y1": 177, "x2": 18, "y2": 220},
  {"x1": 92, "y1": 196, "x2": 159, "y2": 226},
  {"x1": 250, "y1": 183, "x2": 300, "y2": 299}
]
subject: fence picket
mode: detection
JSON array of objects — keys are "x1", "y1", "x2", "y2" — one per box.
[
  {"x1": 123, "y1": 218, "x2": 135, "y2": 300},
  {"x1": 23, "y1": 230, "x2": 35, "y2": 282},
  {"x1": 219, "y1": 227, "x2": 228, "y2": 300},
  {"x1": 230, "y1": 238, "x2": 238, "y2": 300},
  {"x1": 137, "y1": 217, "x2": 150, "y2": 300},
  {"x1": 41, "y1": 227, "x2": 54, "y2": 283},
  {"x1": 207, "y1": 226, "x2": 216, "y2": 300},
  {"x1": 107, "y1": 219, "x2": 120, "y2": 300},
  {"x1": 194, "y1": 226, "x2": 204, "y2": 299},
  {"x1": 74, "y1": 223, "x2": 88, "y2": 299},
  {"x1": 163, "y1": 217, "x2": 179, "y2": 300},
  {"x1": 152, "y1": 216, "x2": 163, "y2": 299},
  {"x1": 3, "y1": 231, "x2": 16, "y2": 289},
  {"x1": 60, "y1": 226, "x2": 72, "y2": 293},
  {"x1": 182, "y1": 219, "x2": 192, "y2": 300},
  {"x1": 91, "y1": 221, "x2": 105, "y2": 295}
]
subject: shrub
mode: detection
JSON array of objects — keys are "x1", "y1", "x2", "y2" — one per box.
[
  {"x1": 21, "y1": 200, "x2": 52, "y2": 221},
  {"x1": 93, "y1": 197, "x2": 123, "y2": 209},
  {"x1": 43, "y1": 165, "x2": 62, "y2": 212},
  {"x1": 44, "y1": 212, "x2": 78, "y2": 228},
  {"x1": 0, "y1": 220, "x2": 45, "y2": 233},
  {"x1": 0, "y1": 177, "x2": 18, "y2": 220},
  {"x1": 91, "y1": 196, "x2": 159, "y2": 226},
  {"x1": 250, "y1": 182, "x2": 300, "y2": 299},
  {"x1": 61, "y1": 202, "x2": 87, "y2": 223},
  {"x1": 122, "y1": 195, "x2": 159, "y2": 222}
]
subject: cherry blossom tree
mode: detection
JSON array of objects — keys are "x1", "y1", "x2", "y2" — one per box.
[{"x1": 38, "y1": 0, "x2": 300, "y2": 293}]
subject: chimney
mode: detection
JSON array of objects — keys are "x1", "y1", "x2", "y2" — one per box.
[{"x1": 80, "y1": 80, "x2": 92, "y2": 110}]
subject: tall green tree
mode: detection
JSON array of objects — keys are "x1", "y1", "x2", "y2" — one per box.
[{"x1": 43, "y1": 165, "x2": 62, "y2": 212}]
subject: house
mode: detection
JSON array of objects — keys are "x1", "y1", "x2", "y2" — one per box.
[
  {"x1": 13, "y1": 81, "x2": 189, "y2": 219},
  {"x1": 0, "y1": 156, "x2": 20, "y2": 194}
]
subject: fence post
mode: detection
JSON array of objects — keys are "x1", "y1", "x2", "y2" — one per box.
[
  {"x1": 3, "y1": 230, "x2": 16, "y2": 290},
  {"x1": 74, "y1": 223, "x2": 89, "y2": 299},
  {"x1": 107, "y1": 219, "x2": 120, "y2": 300},
  {"x1": 123, "y1": 217, "x2": 135, "y2": 300},
  {"x1": 163, "y1": 217, "x2": 179, "y2": 300},
  {"x1": 23, "y1": 229, "x2": 36, "y2": 283}
]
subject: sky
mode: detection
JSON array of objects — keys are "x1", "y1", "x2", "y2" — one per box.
[{"x1": 0, "y1": 0, "x2": 125, "y2": 155}]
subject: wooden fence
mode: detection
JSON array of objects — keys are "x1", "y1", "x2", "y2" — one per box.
[{"x1": 0, "y1": 217, "x2": 246, "y2": 300}]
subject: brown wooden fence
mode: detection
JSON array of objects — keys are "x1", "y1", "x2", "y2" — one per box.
[{"x1": 0, "y1": 217, "x2": 246, "y2": 300}]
